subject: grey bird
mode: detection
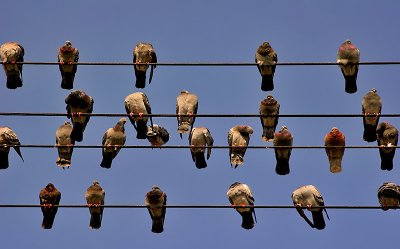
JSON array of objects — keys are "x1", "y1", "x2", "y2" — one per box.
[
  {"x1": 146, "y1": 124, "x2": 169, "y2": 146},
  {"x1": 0, "y1": 126, "x2": 24, "y2": 169},
  {"x1": 228, "y1": 125, "x2": 253, "y2": 168},
  {"x1": 255, "y1": 41, "x2": 278, "y2": 91},
  {"x1": 176, "y1": 90, "x2": 198, "y2": 138},
  {"x1": 85, "y1": 181, "x2": 105, "y2": 229},
  {"x1": 58, "y1": 40, "x2": 79, "y2": 90},
  {"x1": 100, "y1": 118, "x2": 127, "y2": 169},
  {"x1": 324, "y1": 127, "x2": 346, "y2": 173},
  {"x1": 273, "y1": 126, "x2": 293, "y2": 175},
  {"x1": 189, "y1": 127, "x2": 214, "y2": 169},
  {"x1": 145, "y1": 186, "x2": 167, "y2": 233},
  {"x1": 292, "y1": 185, "x2": 330, "y2": 230},
  {"x1": 124, "y1": 92, "x2": 153, "y2": 139},
  {"x1": 362, "y1": 88, "x2": 382, "y2": 142},
  {"x1": 133, "y1": 42, "x2": 157, "y2": 88},
  {"x1": 337, "y1": 39, "x2": 360, "y2": 94},
  {"x1": 377, "y1": 182, "x2": 400, "y2": 211},
  {"x1": 376, "y1": 122, "x2": 398, "y2": 171},
  {"x1": 55, "y1": 121, "x2": 75, "y2": 169},
  {"x1": 39, "y1": 183, "x2": 61, "y2": 229},
  {"x1": 227, "y1": 182, "x2": 257, "y2": 230},
  {"x1": 0, "y1": 42, "x2": 24, "y2": 89},
  {"x1": 259, "y1": 95, "x2": 280, "y2": 142}
]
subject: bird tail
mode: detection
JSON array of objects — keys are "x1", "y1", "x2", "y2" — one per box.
[
  {"x1": 56, "y1": 157, "x2": 71, "y2": 168},
  {"x1": 70, "y1": 123, "x2": 84, "y2": 142},
  {"x1": 261, "y1": 75, "x2": 274, "y2": 91},
  {"x1": 136, "y1": 120, "x2": 148, "y2": 139},
  {"x1": 89, "y1": 212, "x2": 102, "y2": 229},
  {"x1": 363, "y1": 124, "x2": 378, "y2": 142},
  {"x1": 151, "y1": 218, "x2": 164, "y2": 233},
  {"x1": 0, "y1": 151, "x2": 9, "y2": 169},
  {"x1": 328, "y1": 157, "x2": 342, "y2": 173},
  {"x1": 344, "y1": 75, "x2": 357, "y2": 94},
  {"x1": 262, "y1": 126, "x2": 275, "y2": 142},
  {"x1": 42, "y1": 212, "x2": 57, "y2": 229},
  {"x1": 135, "y1": 70, "x2": 146, "y2": 88},
  {"x1": 275, "y1": 158, "x2": 290, "y2": 175},
  {"x1": 6, "y1": 74, "x2": 23, "y2": 89},
  {"x1": 61, "y1": 73, "x2": 75, "y2": 90},
  {"x1": 312, "y1": 211, "x2": 326, "y2": 230},
  {"x1": 194, "y1": 153, "x2": 207, "y2": 169},
  {"x1": 240, "y1": 211, "x2": 255, "y2": 230},
  {"x1": 380, "y1": 150, "x2": 395, "y2": 171},
  {"x1": 230, "y1": 154, "x2": 244, "y2": 168},
  {"x1": 100, "y1": 153, "x2": 113, "y2": 169}
]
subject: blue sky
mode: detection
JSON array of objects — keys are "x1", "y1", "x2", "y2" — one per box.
[{"x1": 1, "y1": 1, "x2": 399, "y2": 248}]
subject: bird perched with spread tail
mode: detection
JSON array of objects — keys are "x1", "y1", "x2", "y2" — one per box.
[
  {"x1": 228, "y1": 125, "x2": 253, "y2": 168},
  {"x1": 337, "y1": 39, "x2": 360, "y2": 94},
  {"x1": 376, "y1": 122, "x2": 398, "y2": 171},
  {"x1": 65, "y1": 90, "x2": 94, "y2": 142},
  {"x1": 292, "y1": 185, "x2": 330, "y2": 230},
  {"x1": 362, "y1": 88, "x2": 382, "y2": 142},
  {"x1": 146, "y1": 124, "x2": 169, "y2": 146},
  {"x1": 227, "y1": 182, "x2": 257, "y2": 230},
  {"x1": 39, "y1": 183, "x2": 61, "y2": 229},
  {"x1": 124, "y1": 92, "x2": 153, "y2": 139},
  {"x1": 145, "y1": 186, "x2": 167, "y2": 233},
  {"x1": 377, "y1": 182, "x2": 400, "y2": 211},
  {"x1": 55, "y1": 121, "x2": 75, "y2": 169},
  {"x1": 100, "y1": 118, "x2": 127, "y2": 169},
  {"x1": 176, "y1": 90, "x2": 198, "y2": 138},
  {"x1": 0, "y1": 42, "x2": 24, "y2": 89},
  {"x1": 324, "y1": 127, "x2": 345, "y2": 173},
  {"x1": 133, "y1": 42, "x2": 157, "y2": 88},
  {"x1": 255, "y1": 41, "x2": 278, "y2": 91},
  {"x1": 58, "y1": 40, "x2": 79, "y2": 90},
  {"x1": 189, "y1": 127, "x2": 214, "y2": 169},
  {"x1": 0, "y1": 126, "x2": 24, "y2": 169},
  {"x1": 273, "y1": 126, "x2": 293, "y2": 175},
  {"x1": 259, "y1": 95, "x2": 280, "y2": 142},
  {"x1": 85, "y1": 181, "x2": 105, "y2": 229}
]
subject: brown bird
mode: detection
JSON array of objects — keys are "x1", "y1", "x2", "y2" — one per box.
[
  {"x1": 100, "y1": 118, "x2": 127, "y2": 169},
  {"x1": 259, "y1": 95, "x2": 280, "y2": 142},
  {"x1": 85, "y1": 181, "x2": 105, "y2": 229},
  {"x1": 324, "y1": 127, "x2": 346, "y2": 173},
  {"x1": 145, "y1": 186, "x2": 167, "y2": 233},
  {"x1": 227, "y1": 182, "x2": 257, "y2": 230},
  {"x1": 176, "y1": 90, "x2": 198, "y2": 138},
  {"x1": 39, "y1": 183, "x2": 61, "y2": 229},
  {"x1": 0, "y1": 42, "x2": 24, "y2": 89},
  {"x1": 146, "y1": 124, "x2": 169, "y2": 146},
  {"x1": 376, "y1": 122, "x2": 398, "y2": 171},
  {"x1": 337, "y1": 39, "x2": 360, "y2": 94},
  {"x1": 124, "y1": 92, "x2": 153, "y2": 139},
  {"x1": 377, "y1": 182, "x2": 400, "y2": 211},
  {"x1": 0, "y1": 126, "x2": 24, "y2": 169},
  {"x1": 228, "y1": 125, "x2": 253, "y2": 168},
  {"x1": 133, "y1": 42, "x2": 157, "y2": 88},
  {"x1": 255, "y1": 41, "x2": 278, "y2": 91},
  {"x1": 58, "y1": 40, "x2": 79, "y2": 89},
  {"x1": 273, "y1": 126, "x2": 293, "y2": 175},
  {"x1": 55, "y1": 121, "x2": 75, "y2": 169},
  {"x1": 189, "y1": 127, "x2": 214, "y2": 169},
  {"x1": 362, "y1": 88, "x2": 382, "y2": 142}
]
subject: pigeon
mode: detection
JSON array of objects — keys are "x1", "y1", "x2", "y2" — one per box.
[
  {"x1": 176, "y1": 90, "x2": 198, "y2": 138},
  {"x1": 146, "y1": 124, "x2": 169, "y2": 146},
  {"x1": 259, "y1": 95, "x2": 280, "y2": 142},
  {"x1": 324, "y1": 127, "x2": 345, "y2": 173},
  {"x1": 100, "y1": 118, "x2": 127, "y2": 169},
  {"x1": 292, "y1": 185, "x2": 330, "y2": 230},
  {"x1": 227, "y1": 182, "x2": 257, "y2": 230},
  {"x1": 65, "y1": 90, "x2": 94, "y2": 142},
  {"x1": 133, "y1": 42, "x2": 157, "y2": 88},
  {"x1": 0, "y1": 126, "x2": 24, "y2": 169},
  {"x1": 377, "y1": 182, "x2": 400, "y2": 211},
  {"x1": 228, "y1": 125, "x2": 253, "y2": 168},
  {"x1": 273, "y1": 126, "x2": 293, "y2": 175},
  {"x1": 337, "y1": 39, "x2": 360, "y2": 94},
  {"x1": 55, "y1": 121, "x2": 75, "y2": 169},
  {"x1": 124, "y1": 92, "x2": 153, "y2": 139},
  {"x1": 189, "y1": 127, "x2": 214, "y2": 169},
  {"x1": 145, "y1": 186, "x2": 167, "y2": 233},
  {"x1": 255, "y1": 41, "x2": 278, "y2": 91},
  {"x1": 85, "y1": 181, "x2": 105, "y2": 229},
  {"x1": 376, "y1": 122, "x2": 398, "y2": 171},
  {"x1": 58, "y1": 40, "x2": 79, "y2": 90},
  {"x1": 39, "y1": 183, "x2": 61, "y2": 229},
  {"x1": 0, "y1": 42, "x2": 24, "y2": 89},
  {"x1": 362, "y1": 88, "x2": 382, "y2": 142}
]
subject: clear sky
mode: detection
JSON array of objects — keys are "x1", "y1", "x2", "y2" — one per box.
[{"x1": 1, "y1": 1, "x2": 399, "y2": 248}]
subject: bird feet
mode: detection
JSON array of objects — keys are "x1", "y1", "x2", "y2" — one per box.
[
  {"x1": 87, "y1": 203, "x2": 101, "y2": 208},
  {"x1": 42, "y1": 204, "x2": 53, "y2": 208},
  {"x1": 72, "y1": 112, "x2": 82, "y2": 118}
]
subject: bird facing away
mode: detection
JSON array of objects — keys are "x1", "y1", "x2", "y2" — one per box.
[
  {"x1": 145, "y1": 186, "x2": 167, "y2": 233},
  {"x1": 124, "y1": 92, "x2": 153, "y2": 139},
  {"x1": 100, "y1": 118, "x2": 127, "y2": 169},
  {"x1": 337, "y1": 39, "x2": 360, "y2": 94},
  {"x1": 227, "y1": 182, "x2": 257, "y2": 230},
  {"x1": 133, "y1": 42, "x2": 157, "y2": 88},
  {"x1": 55, "y1": 121, "x2": 75, "y2": 169},
  {"x1": 0, "y1": 42, "x2": 24, "y2": 89},
  {"x1": 85, "y1": 181, "x2": 105, "y2": 229},
  {"x1": 273, "y1": 126, "x2": 293, "y2": 175},
  {"x1": 176, "y1": 90, "x2": 198, "y2": 138},
  {"x1": 0, "y1": 126, "x2": 24, "y2": 169},
  {"x1": 292, "y1": 185, "x2": 330, "y2": 230},
  {"x1": 146, "y1": 124, "x2": 170, "y2": 146},
  {"x1": 228, "y1": 125, "x2": 253, "y2": 168},
  {"x1": 376, "y1": 122, "x2": 398, "y2": 171},
  {"x1": 324, "y1": 127, "x2": 345, "y2": 173},
  {"x1": 39, "y1": 183, "x2": 61, "y2": 229},
  {"x1": 255, "y1": 41, "x2": 278, "y2": 91},
  {"x1": 377, "y1": 182, "x2": 400, "y2": 211},
  {"x1": 259, "y1": 95, "x2": 280, "y2": 142},
  {"x1": 58, "y1": 40, "x2": 79, "y2": 90},
  {"x1": 362, "y1": 88, "x2": 382, "y2": 142},
  {"x1": 189, "y1": 127, "x2": 214, "y2": 169},
  {"x1": 65, "y1": 90, "x2": 94, "y2": 142}
]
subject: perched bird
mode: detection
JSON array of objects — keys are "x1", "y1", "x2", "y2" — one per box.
[
  {"x1": 0, "y1": 42, "x2": 24, "y2": 89},
  {"x1": 259, "y1": 95, "x2": 280, "y2": 142},
  {"x1": 124, "y1": 92, "x2": 153, "y2": 139},
  {"x1": 376, "y1": 122, "x2": 398, "y2": 171},
  {"x1": 0, "y1": 126, "x2": 24, "y2": 169},
  {"x1": 100, "y1": 118, "x2": 127, "y2": 169},
  {"x1": 39, "y1": 183, "x2": 61, "y2": 229},
  {"x1": 292, "y1": 185, "x2": 330, "y2": 230},
  {"x1": 227, "y1": 182, "x2": 257, "y2": 230},
  {"x1": 189, "y1": 127, "x2": 214, "y2": 169},
  {"x1": 58, "y1": 40, "x2": 79, "y2": 90},
  {"x1": 176, "y1": 90, "x2": 198, "y2": 138},
  {"x1": 273, "y1": 126, "x2": 293, "y2": 175},
  {"x1": 133, "y1": 42, "x2": 157, "y2": 88},
  {"x1": 146, "y1": 124, "x2": 169, "y2": 146},
  {"x1": 362, "y1": 88, "x2": 382, "y2": 142},
  {"x1": 65, "y1": 90, "x2": 94, "y2": 142},
  {"x1": 324, "y1": 127, "x2": 346, "y2": 173},
  {"x1": 255, "y1": 41, "x2": 278, "y2": 91},
  {"x1": 55, "y1": 121, "x2": 75, "y2": 169},
  {"x1": 145, "y1": 186, "x2": 167, "y2": 233},
  {"x1": 377, "y1": 182, "x2": 400, "y2": 211},
  {"x1": 337, "y1": 39, "x2": 360, "y2": 94},
  {"x1": 228, "y1": 125, "x2": 253, "y2": 168},
  {"x1": 85, "y1": 181, "x2": 105, "y2": 229}
]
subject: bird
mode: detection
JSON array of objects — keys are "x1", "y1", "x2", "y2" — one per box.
[
  {"x1": 259, "y1": 95, "x2": 280, "y2": 142},
  {"x1": 85, "y1": 181, "x2": 105, "y2": 229},
  {"x1": 55, "y1": 121, "x2": 75, "y2": 169},
  {"x1": 255, "y1": 41, "x2": 278, "y2": 91},
  {"x1": 133, "y1": 42, "x2": 157, "y2": 88},
  {"x1": 65, "y1": 90, "x2": 94, "y2": 142},
  {"x1": 362, "y1": 88, "x2": 382, "y2": 142},
  {"x1": 377, "y1": 182, "x2": 400, "y2": 211},
  {"x1": 324, "y1": 127, "x2": 345, "y2": 173},
  {"x1": 0, "y1": 126, "x2": 24, "y2": 169},
  {"x1": 145, "y1": 186, "x2": 167, "y2": 233},
  {"x1": 0, "y1": 42, "x2": 24, "y2": 89},
  {"x1": 58, "y1": 40, "x2": 79, "y2": 90},
  {"x1": 189, "y1": 127, "x2": 214, "y2": 169},
  {"x1": 124, "y1": 92, "x2": 153, "y2": 139},
  {"x1": 292, "y1": 185, "x2": 330, "y2": 230},
  {"x1": 146, "y1": 124, "x2": 169, "y2": 146},
  {"x1": 39, "y1": 183, "x2": 61, "y2": 229},
  {"x1": 273, "y1": 126, "x2": 293, "y2": 175},
  {"x1": 100, "y1": 118, "x2": 127, "y2": 169},
  {"x1": 227, "y1": 182, "x2": 257, "y2": 230},
  {"x1": 228, "y1": 125, "x2": 253, "y2": 168},
  {"x1": 176, "y1": 90, "x2": 198, "y2": 138},
  {"x1": 337, "y1": 39, "x2": 360, "y2": 94},
  {"x1": 376, "y1": 122, "x2": 398, "y2": 171}
]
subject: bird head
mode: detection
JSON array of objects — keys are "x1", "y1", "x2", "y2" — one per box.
[
  {"x1": 46, "y1": 183, "x2": 55, "y2": 190},
  {"x1": 371, "y1": 88, "x2": 377, "y2": 93},
  {"x1": 93, "y1": 180, "x2": 100, "y2": 186}
]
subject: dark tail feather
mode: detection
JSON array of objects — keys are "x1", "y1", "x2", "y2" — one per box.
[
  {"x1": 261, "y1": 75, "x2": 274, "y2": 91},
  {"x1": 363, "y1": 124, "x2": 377, "y2": 142},
  {"x1": 151, "y1": 218, "x2": 164, "y2": 233},
  {"x1": 135, "y1": 70, "x2": 146, "y2": 88},
  {"x1": 42, "y1": 212, "x2": 56, "y2": 229},
  {"x1": 0, "y1": 151, "x2": 9, "y2": 169},
  {"x1": 70, "y1": 123, "x2": 84, "y2": 142},
  {"x1": 6, "y1": 74, "x2": 22, "y2": 89},
  {"x1": 90, "y1": 213, "x2": 102, "y2": 229},
  {"x1": 136, "y1": 120, "x2": 148, "y2": 139},
  {"x1": 240, "y1": 211, "x2": 255, "y2": 230},
  {"x1": 100, "y1": 153, "x2": 113, "y2": 169},
  {"x1": 381, "y1": 155, "x2": 394, "y2": 171},
  {"x1": 275, "y1": 158, "x2": 290, "y2": 175},
  {"x1": 14, "y1": 147, "x2": 24, "y2": 162},
  {"x1": 312, "y1": 211, "x2": 326, "y2": 230},
  {"x1": 61, "y1": 73, "x2": 75, "y2": 90},
  {"x1": 262, "y1": 126, "x2": 275, "y2": 142},
  {"x1": 344, "y1": 75, "x2": 357, "y2": 94},
  {"x1": 194, "y1": 153, "x2": 207, "y2": 169}
]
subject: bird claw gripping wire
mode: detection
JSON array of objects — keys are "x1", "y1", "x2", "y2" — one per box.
[
  {"x1": 72, "y1": 112, "x2": 82, "y2": 118},
  {"x1": 42, "y1": 204, "x2": 53, "y2": 208}
]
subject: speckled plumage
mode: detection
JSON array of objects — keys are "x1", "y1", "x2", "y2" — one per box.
[
  {"x1": 0, "y1": 42, "x2": 24, "y2": 89},
  {"x1": 133, "y1": 43, "x2": 157, "y2": 88},
  {"x1": 337, "y1": 39, "x2": 360, "y2": 93},
  {"x1": 100, "y1": 118, "x2": 127, "y2": 169},
  {"x1": 259, "y1": 95, "x2": 280, "y2": 142},
  {"x1": 273, "y1": 126, "x2": 293, "y2": 175},
  {"x1": 189, "y1": 127, "x2": 214, "y2": 169},
  {"x1": 55, "y1": 121, "x2": 74, "y2": 169},
  {"x1": 228, "y1": 125, "x2": 253, "y2": 168},
  {"x1": 39, "y1": 183, "x2": 61, "y2": 229},
  {"x1": 377, "y1": 182, "x2": 400, "y2": 211},
  {"x1": 176, "y1": 90, "x2": 198, "y2": 138},
  {"x1": 58, "y1": 41, "x2": 79, "y2": 89},
  {"x1": 227, "y1": 182, "x2": 256, "y2": 230},
  {"x1": 124, "y1": 92, "x2": 153, "y2": 139},
  {"x1": 255, "y1": 41, "x2": 277, "y2": 91},
  {"x1": 376, "y1": 122, "x2": 398, "y2": 171},
  {"x1": 0, "y1": 126, "x2": 23, "y2": 169},
  {"x1": 85, "y1": 181, "x2": 105, "y2": 229},
  {"x1": 362, "y1": 89, "x2": 382, "y2": 142},
  {"x1": 145, "y1": 186, "x2": 167, "y2": 233}
]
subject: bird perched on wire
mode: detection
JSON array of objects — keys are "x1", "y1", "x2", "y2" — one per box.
[
  {"x1": 362, "y1": 88, "x2": 382, "y2": 142},
  {"x1": 324, "y1": 127, "x2": 345, "y2": 173},
  {"x1": 133, "y1": 42, "x2": 157, "y2": 88},
  {"x1": 85, "y1": 181, "x2": 105, "y2": 229},
  {"x1": 100, "y1": 118, "x2": 127, "y2": 169},
  {"x1": 337, "y1": 39, "x2": 360, "y2": 94},
  {"x1": 0, "y1": 126, "x2": 24, "y2": 169},
  {"x1": 376, "y1": 122, "x2": 398, "y2": 171},
  {"x1": 255, "y1": 41, "x2": 278, "y2": 91},
  {"x1": 39, "y1": 183, "x2": 61, "y2": 229},
  {"x1": 55, "y1": 121, "x2": 75, "y2": 169},
  {"x1": 0, "y1": 42, "x2": 24, "y2": 89},
  {"x1": 228, "y1": 125, "x2": 253, "y2": 168},
  {"x1": 176, "y1": 90, "x2": 198, "y2": 138},
  {"x1": 377, "y1": 182, "x2": 400, "y2": 211},
  {"x1": 227, "y1": 182, "x2": 257, "y2": 230},
  {"x1": 189, "y1": 127, "x2": 214, "y2": 169},
  {"x1": 124, "y1": 92, "x2": 153, "y2": 139},
  {"x1": 273, "y1": 126, "x2": 293, "y2": 175},
  {"x1": 58, "y1": 40, "x2": 79, "y2": 90},
  {"x1": 146, "y1": 124, "x2": 169, "y2": 146},
  {"x1": 145, "y1": 186, "x2": 167, "y2": 233},
  {"x1": 259, "y1": 95, "x2": 280, "y2": 142}
]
